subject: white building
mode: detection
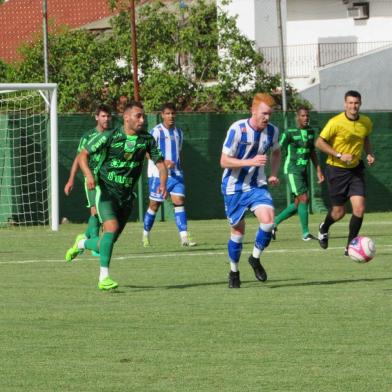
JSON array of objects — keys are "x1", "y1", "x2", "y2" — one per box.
[{"x1": 218, "y1": 0, "x2": 392, "y2": 110}]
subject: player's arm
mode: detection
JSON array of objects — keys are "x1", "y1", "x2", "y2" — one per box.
[
  {"x1": 310, "y1": 150, "x2": 324, "y2": 183},
  {"x1": 155, "y1": 160, "x2": 168, "y2": 199},
  {"x1": 220, "y1": 153, "x2": 267, "y2": 168},
  {"x1": 315, "y1": 136, "x2": 352, "y2": 164},
  {"x1": 64, "y1": 156, "x2": 79, "y2": 195},
  {"x1": 268, "y1": 147, "x2": 281, "y2": 186},
  {"x1": 78, "y1": 149, "x2": 95, "y2": 190},
  {"x1": 364, "y1": 136, "x2": 375, "y2": 166}
]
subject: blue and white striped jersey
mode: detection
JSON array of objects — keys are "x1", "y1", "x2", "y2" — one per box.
[
  {"x1": 221, "y1": 119, "x2": 280, "y2": 195},
  {"x1": 147, "y1": 123, "x2": 184, "y2": 177}
]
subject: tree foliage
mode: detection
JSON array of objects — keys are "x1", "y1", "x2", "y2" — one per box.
[{"x1": 4, "y1": 0, "x2": 307, "y2": 112}]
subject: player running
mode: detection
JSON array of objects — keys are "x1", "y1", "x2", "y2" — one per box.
[
  {"x1": 220, "y1": 93, "x2": 281, "y2": 288},
  {"x1": 142, "y1": 103, "x2": 196, "y2": 247},
  {"x1": 272, "y1": 106, "x2": 324, "y2": 241},
  {"x1": 64, "y1": 104, "x2": 112, "y2": 245},
  {"x1": 65, "y1": 101, "x2": 168, "y2": 290}
]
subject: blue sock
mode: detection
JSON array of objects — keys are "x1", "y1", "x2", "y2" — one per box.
[
  {"x1": 143, "y1": 208, "x2": 156, "y2": 232},
  {"x1": 174, "y1": 205, "x2": 187, "y2": 232},
  {"x1": 253, "y1": 223, "x2": 274, "y2": 258},
  {"x1": 228, "y1": 234, "x2": 243, "y2": 272}
]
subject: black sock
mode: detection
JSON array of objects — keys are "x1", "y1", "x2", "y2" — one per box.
[
  {"x1": 321, "y1": 211, "x2": 336, "y2": 233},
  {"x1": 347, "y1": 215, "x2": 363, "y2": 247}
]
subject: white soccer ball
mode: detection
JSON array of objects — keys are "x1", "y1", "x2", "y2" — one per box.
[{"x1": 348, "y1": 236, "x2": 376, "y2": 263}]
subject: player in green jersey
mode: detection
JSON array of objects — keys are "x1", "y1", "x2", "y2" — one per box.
[
  {"x1": 65, "y1": 101, "x2": 168, "y2": 290},
  {"x1": 273, "y1": 107, "x2": 324, "y2": 241},
  {"x1": 64, "y1": 104, "x2": 112, "y2": 242}
]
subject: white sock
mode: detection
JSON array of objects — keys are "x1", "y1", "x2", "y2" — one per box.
[
  {"x1": 77, "y1": 239, "x2": 86, "y2": 249},
  {"x1": 230, "y1": 262, "x2": 239, "y2": 272},
  {"x1": 147, "y1": 208, "x2": 156, "y2": 215},
  {"x1": 143, "y1": 230, "x2": 150, "y2": 237},
  {"x1": 99, "y1": 267, "x2": 109, "y2": 281},
  {"x1": 252, "y1": 246, "x2": 261, "y2": 259},
  {"x1": 180, "y1": 231, "x2": 188, "y2": 239}
]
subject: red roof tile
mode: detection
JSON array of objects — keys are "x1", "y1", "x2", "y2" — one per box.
[{"x1": 0, "y1": 0, "x2": 115, "y2": 62}]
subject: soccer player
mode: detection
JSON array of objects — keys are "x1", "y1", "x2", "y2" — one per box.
[
  {"x1": 142, "y1": 102, "x2": 196, "y2": 247},
  {"x1": 65, "y1": 101, "x2": 168, "y2": 290},
  {"x1": 273, "y1": 107, "x2": 324, "y2": 241},
  {"x1": 315, "y1": 90, "x2": 375, "y2": 255},
  {"x1": 64, "y1": 104, "x2": 112, "y2": 243},
  {"x1": 220, "y1": 93, "x2": 281, "y2": 288}
]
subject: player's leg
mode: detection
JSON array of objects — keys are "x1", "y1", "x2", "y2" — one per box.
[
  {"x1": 170, "y1": 176, "x2": 196, "y2": 247},
  {"x1": 274, "y1": 173, "x2": 299, "y2": 238},
  {"x1": 296, "y1": 192, "x2": 316, "y2": 241},
  {"x1": 248, "y1": 187, "x2": 275, "y2": 282},
  {"x1": 346, "y1": 195, "x2": 365, "y2": 252},
  {"x1": 223, "y1": 192, "x2": 247, "y2": 288},
  {"x1": 318, "y1": 165, "x2": 347, "y2": 249},
  {"x1": 142, "y1": 177, "x2": 164, "y2": 246},
  {"x1": 228, "y1": 220, "x2": 245, "y2": 288}
]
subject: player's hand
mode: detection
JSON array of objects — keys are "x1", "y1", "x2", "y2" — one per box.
[
  {"x1": 268, "y1": 176, "x2": 279, "y2": 186},
  {"x1": 157, "y1": 185, "x2": 167, "y2": 199},
  {"x1": 251, "y1": 154, "x2": 268, "y2": 167},
  {"x1": 317, "y1": 171, "x2": 325, "y2": 184},
  {"x1": 64, "y1": 181, "x2": 73, "y2": 195},
  {"x1": 164, "y1": 160, "x2": 175, "y2": 169},
  {"x1": 367, "y1": 154, "x2": 375, "y2": 166},
  {"x1": 86, "y1": 174, "x2": 95, "y2": 190},
  {"x1": 340, "y1": 153, "x2": 353, "y2": 164}
]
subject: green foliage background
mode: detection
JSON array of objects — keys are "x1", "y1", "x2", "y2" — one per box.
[{"x1": 1, "y1": 0, "x2": 307, "y2": 112}]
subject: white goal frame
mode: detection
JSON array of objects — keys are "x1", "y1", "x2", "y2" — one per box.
[{"x1": 0, "y1": 83, "x2": 59, "y2": 231}]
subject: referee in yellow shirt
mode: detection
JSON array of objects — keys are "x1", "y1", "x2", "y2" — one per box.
[{"x1": 315, "y1": 90, "x2": 375, "y2": 255}]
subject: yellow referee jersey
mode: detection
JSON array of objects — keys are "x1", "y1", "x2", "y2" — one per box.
[{"x1": 319, "y1": 112, "x2": 372, "y2": 168}]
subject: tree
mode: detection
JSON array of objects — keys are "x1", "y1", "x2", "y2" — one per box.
[{"x1": 6, "y1": 0, "x2": 307, "y2": 112}]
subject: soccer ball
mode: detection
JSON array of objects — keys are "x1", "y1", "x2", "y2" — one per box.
[{"x1": 348, "y1": 236, "x2": 376, "y2": 263}]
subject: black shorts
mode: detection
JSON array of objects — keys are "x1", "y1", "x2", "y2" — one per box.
[{"x1": 325, "y1": 161, "x2": 365, "y2": 205}]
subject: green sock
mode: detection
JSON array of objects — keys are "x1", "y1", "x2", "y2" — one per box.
[
  {"x1": 85, "y1": 237, "x2": 99, "y2": 253},
  {"x1": 275, "y1": 203, "x2": 297, "y2": 226},
  {"x1": 298, "y1": 202, "x2": 309, "y2": 236},
  {"x1": 85, "y1": 215, "x2": 100, "y2": 239},
  {"x1": 98, "y1": 232, "x2": 115, "y2": 268}
]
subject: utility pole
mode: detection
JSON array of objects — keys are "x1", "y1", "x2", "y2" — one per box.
[
  {"x1": 130, "y1": 0, "x2": 140, "y2": 100},
  {"x1": 43, "y1": 0, "x2": 49, "y2": 83}
]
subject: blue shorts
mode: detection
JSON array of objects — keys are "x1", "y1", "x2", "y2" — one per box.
[
  {"x1": 223, "y1": 187, "x2": 274, "y2": 226},
  {"x1": 149, "y1": 175, "x2": 185, "y2": 202}
]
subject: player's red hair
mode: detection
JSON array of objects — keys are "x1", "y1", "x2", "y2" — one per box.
[{"x1": 252, "y1": 93, "x2": 276, "y2": 110}]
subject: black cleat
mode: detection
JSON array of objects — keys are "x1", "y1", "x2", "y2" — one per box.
[
  {"x1": 248, "y1": 255, "x2": 267, "y2": 282},
  {"x1": 271, "y1": 226, "x2": 277, "y2": 240},
  {"x1": 228, "y1": 271, "x2": 241, "y2": 288},
  {"x1": 318, "y1": 223, "x2": 329, "y2": 249},
  {"x1": 344, "y1": 247, "x2": 349, "y2": 257}
]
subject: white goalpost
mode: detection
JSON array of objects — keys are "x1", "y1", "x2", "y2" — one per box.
[{"x1": 0, "y1": 83, "x2": 59, "y2": 231}]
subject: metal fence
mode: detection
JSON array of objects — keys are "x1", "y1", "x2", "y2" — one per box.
[{"x1": 260, "y1": 41, "x2": 392, "y2": 78}]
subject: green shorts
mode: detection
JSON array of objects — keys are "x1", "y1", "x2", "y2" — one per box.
[
  {"x1": 84, "y1": 180, "x2": 97, "y2": 208},
  {"x1": 287, "y1": 169, "x2": 309, "y2": 196},
  {"x1": 95, "y1": 185, "x2": 134, "y2": 233}
]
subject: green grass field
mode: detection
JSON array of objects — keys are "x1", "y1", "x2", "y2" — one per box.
[{"x1": 1, "y1": 212, "x2": 392, "y2": 391}]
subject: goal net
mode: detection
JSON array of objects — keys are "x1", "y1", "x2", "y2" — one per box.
[{"x1": 0, "y1": 83, "x2": 58, "y2": 230}]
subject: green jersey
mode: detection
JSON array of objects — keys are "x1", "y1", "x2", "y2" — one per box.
[
  {"x1": 279, "y1": 127, "x2": 316, "y2": 174},
  {"x1": 85, "y1": 127, "x2": 163, "y2": 203},
  {"x1": 77, "y1": 128, "x2": 106, "y2": 175}
]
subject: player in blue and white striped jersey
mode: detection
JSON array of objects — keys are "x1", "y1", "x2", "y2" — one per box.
[
  {"x1": 220, "y1": 93, "x2": 281, "y2": 288},
  {"x1": 142, "y1": 103, "x2": 196, "y2": 247}
]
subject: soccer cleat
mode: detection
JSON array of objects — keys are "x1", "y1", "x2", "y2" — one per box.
[
  {"x1": 142, "y1": 233, "x2": 151, "y2": 247},
  {"x1": 318, "y1": 223, "x2": 329, "y2": 249},
  {"x1": 271, "y1": 226, "x2": 277, "y2": 241},
  {"x1": 98, "y1": 277, "x2": 118, "y2": 291},
  {"x1": 344, "y1": 247, "x2": 349, "y2": 257},
  {"x1": 65, "y1": 234, "x2": 86, "y2": 262},
  {"x1": 302, "y1": 233, "x2": 317, "y2": 241},
  {"x1": 181, "y1": 233, "x2": 197, "y2": 247},
  {"x1": 248, "y1": 255, "x2": 267, "y2": 282},
  {"x1": 228, "y1": 271, "x2": 241, "y2": 288}
]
